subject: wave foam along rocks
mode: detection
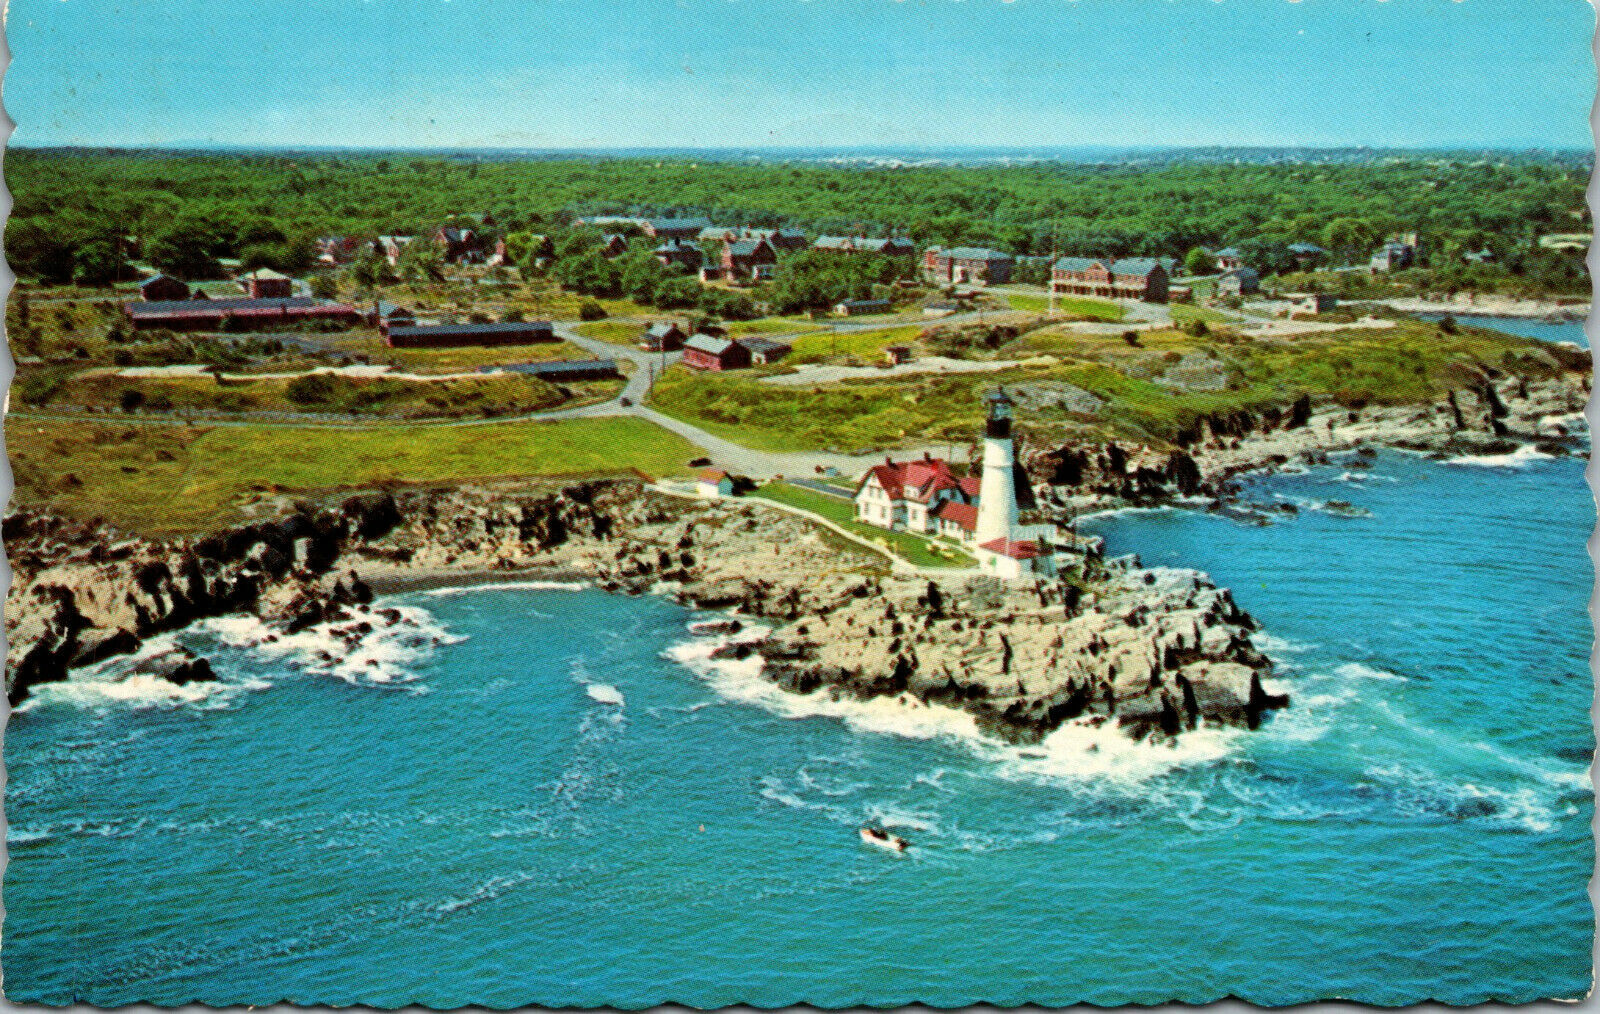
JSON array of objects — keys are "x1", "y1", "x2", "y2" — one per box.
[
  {"x1": 15, "y1": 634, "x2": 242, "y2": 714},
  {"x1": 666, "y1": 628, "x2": 1258, "y2": 786},
  {"x1": 423, "y1": 580, "x2": 590, "y2": 598},
  {"x1": 196, "y1": 604, "x2": 463, "y2": 689}
]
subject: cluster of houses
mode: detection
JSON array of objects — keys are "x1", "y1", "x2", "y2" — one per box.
[
  {"x1": 574, "y1": 218, "x2": 921, "y2": 286},
  {"x1": 637, "y1": 321, "x2": 793, "y2": 371},
  {"x1": 318, "y1": 219, "x2": 512, "y2": 269}
]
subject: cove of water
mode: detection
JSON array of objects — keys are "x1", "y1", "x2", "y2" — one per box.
[
  {"x1": 1411, "y1": 311, "x2": 1590, "y2": 349},
  {"x1": 4, "y1": 451, "x2": 1593, "y2": 1006}
]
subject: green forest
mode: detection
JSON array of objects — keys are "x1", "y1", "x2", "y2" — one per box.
[{"x1": 5, "y1": 148, "x2": 1591, "y2": 296}]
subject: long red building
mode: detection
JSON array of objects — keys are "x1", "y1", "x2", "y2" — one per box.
[{"x1": 125, "y1": 297, "x2": 361, "y2": 331}]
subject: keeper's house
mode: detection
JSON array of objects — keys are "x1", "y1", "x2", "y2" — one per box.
[
  {"x1": 853, "y1": 453, "x2": 980, "y2": 535},
  {"x1": 721, "y1": 237, "x2": 778, "y2": 281},
  {"x1": 384, "y1": 320, "x2": 556, "y2": 348},
  {"x1": 921, "y1": 247, "x2": 1015, "y2": 286},
  {"x1": 1051, "y1": 258, "x2": 1170, "y2": 303},
  {"x1": 681, "y1": 334, "x2": 753, "y2": 372},
  {"x1": 125, "y1": 297, "x2": 361, "y2": 332}
]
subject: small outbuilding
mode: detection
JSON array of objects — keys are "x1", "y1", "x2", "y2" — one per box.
[
  {"x1": 238, "y1": 267, "x2": 294, "y2": 299},
  {"x1": 1216, "y1": 267, "x2": 1261, "y2": 298},
  {"x1": 640, "y1": 322, "x2": 687, "y2": 352},
  {"x1": 739, "y1": 337, "x2": 791, "y2": 365},
  {"x1": 696, "y1": 469, "x2": 735, "y2": 498},
  {"x1": 140, "y1": 274, "x2": 191, "y2": 301}
]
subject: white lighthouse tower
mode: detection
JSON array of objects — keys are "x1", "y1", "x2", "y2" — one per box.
[{"x1": 974, "y1": 387, "x2": 1020, "y2": 547}]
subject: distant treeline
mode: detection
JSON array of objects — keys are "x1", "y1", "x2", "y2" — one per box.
[{"x1": 4, "y1": 148, "x2": 1590, "y2": 286}]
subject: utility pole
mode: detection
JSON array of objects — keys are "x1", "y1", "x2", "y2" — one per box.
[{"x1": 1048, "y1": 223, "x2": 1058, "y2": 316}]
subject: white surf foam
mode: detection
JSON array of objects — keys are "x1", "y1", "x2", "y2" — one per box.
[
  {"x1": 666, "y1": 629, "x2": 1251, "y2": 786},
  {"x1": 14, "y1": 635, "x2": 251, "y2": 714},
  {"x1": 423, "y1": 580, "x2": 589, "y2": 598},
  {"x1": 585, "y1": 683, "x2": 626, "y2": 707},
  {"x1": 1333, "y1": 661, "x2": 1409, "y2": 682},
  {"x1": 196, "y1": 603, "x2": 462, "y2": 688},
  {"x1": 1443, "y1": 444, "x2": 1553, "y2": 469}
]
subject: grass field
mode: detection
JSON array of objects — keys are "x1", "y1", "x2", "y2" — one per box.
[
  {"x1": 1170, "y1": 303, "x2": 1236, "y2": 325},
  {"x1": 1003, "y1": 291, "x2": 1125, "y2": 321},
  {"x1": 726, "y1": 317, "x2": 827, "y2": 338},
  {"x1": 648, "y1": 362, "x2": 1016, "y2": 452},
  {"x1": 330, "y1": 334, "x2": 596, "y2": 372},
  {"x1": 572, "y1": 321, "x2": 647, "y2": 345},
  {"x1": 751, "y1": 481, "x2": 974, "y2": 569},
  {"x1": 786, "y1": 325, "x2": 925, "y2": 365},
  {"x1": 38, "y1": 369, "x2": 589, "y2": 420},
  {"x1": 653, "y1": 313, "x2": 1583, "y2": 452},
  {"x1": 1002, "y1": 291, "x2": 1124, "y2": 321},
  {"x1": 7, "y1": 416, "x2": 702, "y2": 535}
]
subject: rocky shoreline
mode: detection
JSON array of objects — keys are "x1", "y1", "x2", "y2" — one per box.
[
  {"x1": 6, "y1": 365, "x2": 1585, "y2": 745},
  {"x1": 4, "y1": 477, "x2": 1284, "y2": 746},
  {"x1": 1030, "y1": 372, "x2": 1590, "y2": 518}
]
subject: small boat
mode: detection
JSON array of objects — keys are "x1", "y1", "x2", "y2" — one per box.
[{"x1": 860, "y1": 826, "x2": 909, "y2": 852}]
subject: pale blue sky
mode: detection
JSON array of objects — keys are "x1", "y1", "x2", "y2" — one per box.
[{"x1": 4, "y1": 0, "x2": 1594, "y2": 149}]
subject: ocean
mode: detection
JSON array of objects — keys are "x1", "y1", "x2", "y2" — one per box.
[
  {"x1": 4, "y1": 450, "x2": 1592, "y2": 1006},
  {"x1": 1411, "y1": 311, "x2": 1590, "y2": 349}
]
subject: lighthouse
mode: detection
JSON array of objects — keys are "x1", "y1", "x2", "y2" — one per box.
[{"x1": 974, "y1": 387, "x2": 1020, "y2": 547}]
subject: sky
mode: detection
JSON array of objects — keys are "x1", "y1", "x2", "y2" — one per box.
[{"x1": 3, "y1": 0, "x2": 1594, "y2": 151}]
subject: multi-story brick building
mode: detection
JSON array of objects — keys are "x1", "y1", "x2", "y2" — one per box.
[{"x1": 1050, "y1": 257, "x2": 1170, "y2": 303}]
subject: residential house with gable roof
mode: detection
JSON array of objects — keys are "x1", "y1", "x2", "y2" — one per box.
[
  {"x1": 922, "y1": 247, "x2": 1015, "y2": 286},
  {"x1": 654, "y1": 239, "x2": 704, "y2": 271},
  {"x1": 721, "y1": 237, "x2": 777, "y2": 281}
]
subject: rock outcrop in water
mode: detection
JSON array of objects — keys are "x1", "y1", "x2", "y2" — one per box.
[{"x1": 5, "y1": 481, "x2": 1285, "y2": 745}]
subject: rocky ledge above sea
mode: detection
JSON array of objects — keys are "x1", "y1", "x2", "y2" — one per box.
[{"x1": 5, "y1": 479, "x2": 1285, "y2": 746}]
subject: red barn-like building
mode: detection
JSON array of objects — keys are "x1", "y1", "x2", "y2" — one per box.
[{"x1": 681, "y1": 334, "x2": 752, "y2": 372}]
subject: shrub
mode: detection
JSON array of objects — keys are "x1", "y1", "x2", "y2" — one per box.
[
  {"x1": 579, "y1": 300, "x2": 608, "y2": 321},
  {"x1": 119, "y1": 388, "x2": 146, "y2": 412},
  {"x1": 286, "y1": 373, "x2": 337, "y2": 405}
]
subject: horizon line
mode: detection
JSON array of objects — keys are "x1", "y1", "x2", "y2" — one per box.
[{"x1": 10, "y1": 142, "x2": 1594, "y2": 157}]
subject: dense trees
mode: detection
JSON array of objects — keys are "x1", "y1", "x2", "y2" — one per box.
[
  {"x1": 4, "y1": 149, "x2": 1589, "y2": 295},
  {"x1": 768, "y1": 250, "x2": 909, "y2": 313}
]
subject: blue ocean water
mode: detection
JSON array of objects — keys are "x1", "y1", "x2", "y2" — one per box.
[
  {"x1": 1412, "y1": 311, "x2": 1590, "y2": 349},
  {"x1": 4, "y1": 451, "x2": 1593, "y2": 1006}
]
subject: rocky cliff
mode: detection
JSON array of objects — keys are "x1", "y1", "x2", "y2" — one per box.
[{"x1": 5, "y1": 481, "x2": 1285, "y2": 745}]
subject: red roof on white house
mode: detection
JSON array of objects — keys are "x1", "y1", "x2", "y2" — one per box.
[
  {"x1": 857, "y1": 456, "x2": 973, "y2": 506},
  {"x1": 698, "y1": 469, "x2": 729, "y2": 482},
  {"x1": 978, "y1": 537, "x2": 1042, "y2": 560},
  {"x1": 934, "y1": 501, "x2": 978, "y2": 532}
]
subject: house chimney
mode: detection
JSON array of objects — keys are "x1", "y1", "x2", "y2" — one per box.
[
  {"x1": 885, "y1": 455, "x2": 894, "y2": 468},
  {"x1": 924, "y1": 451, "x2": 933, "y2": 463}
]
